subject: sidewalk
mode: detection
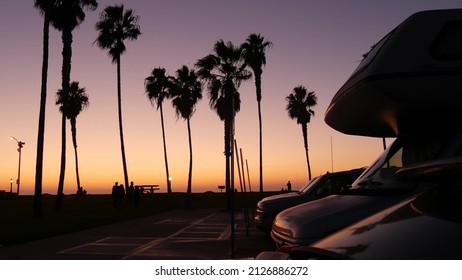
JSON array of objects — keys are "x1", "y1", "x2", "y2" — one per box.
[{"x1": 0, "y1": 208, "x2": 275, "y2": 260}]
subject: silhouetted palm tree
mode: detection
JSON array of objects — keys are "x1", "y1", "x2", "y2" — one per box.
[
  {"x1": 241, "y1": 33, "x2": 272, "y2": 193},
  {"x1": 169, "y1": 66, "x2": 203, "y2": 194},
  {"x1": 196, "y1": 40, "x2": 252, "y2": 194},
  {"x1": 56, "y1": 81, "x2": 89, "y2": 193},
  {"x1": 145, "y1": 68, "x2": 172, "y2": 193},
  {"x1": 286, "y1": 86, "x2": 317, "y2": 180},
  {"x1": 33, "y1": 0, "x2": 55, "y2": 217},
  {"x1": 95, "y1": 5, "x2": 141, "y2": 190},
  {"x1": 50, "y1": 0, "x2": 97, "y2": 210}
]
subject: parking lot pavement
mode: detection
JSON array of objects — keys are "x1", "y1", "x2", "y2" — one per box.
[{"x1": 0, "y1": 208, "x2": 275, "y2": 260}]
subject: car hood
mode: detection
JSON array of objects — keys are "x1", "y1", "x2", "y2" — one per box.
[
  {"x1": 311, "y1": 195, "x2": 462, "y2": 259},
  {"x1": 258, "y1": 192, "x2": 307, "y2": 215},
  {"x1": 260, "y1": 192, "x2": 304, "y2": 206},
  {"x1": 273, "y1": 194, "x2": 407, "y2": 242}
]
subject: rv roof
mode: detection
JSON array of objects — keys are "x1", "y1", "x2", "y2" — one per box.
[{"x1": 325, "y1": 9, "x2": 462, "y2": 137}]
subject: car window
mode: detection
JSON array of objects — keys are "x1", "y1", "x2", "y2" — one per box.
[
  {"x1": 298, "y1": 176, "x2": 322, "y2": 194},
  {"x1": 353, "y1": 129, "x2": 459, "y2": 190},
  {"x1": 317, "y1": 175, "x2": 352, "y2": 195}
]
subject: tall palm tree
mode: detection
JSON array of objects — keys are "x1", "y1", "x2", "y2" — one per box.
[
  {"x1": 95, "y1": 5, "x2": 141, "y2": 190},
  {"x1": 56, "y1": 81, "x2": 89, "y2": 193},
  {"x1": 50, "y1": 0, "x2": 97, "y2": 210},
  {"x1": 196, "y1": 40, "x2": 252, "y2": 195},
  {"x1": 169, "y1": 66, "x2": 203, "y2": 194},
  {"x1": 33, "y1": 0, "x2": 55, "y2": 217},
  {"x1": 241, "y1": 33, "x2": 272, "y2": 193},
  {"x1": 144, "y1": 68, "x2": 172, "y2": 193},
  {"x1": 286, "y1": 86, "x2": 317, "y2": 180}
]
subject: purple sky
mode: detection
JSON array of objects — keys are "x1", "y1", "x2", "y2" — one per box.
[{"x1": 0, "y1": 0, "x2": 460, "y2": 194}]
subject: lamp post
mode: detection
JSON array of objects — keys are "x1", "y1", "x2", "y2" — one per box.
[{"x1": 10, "y1": 136, "x2": 25, "y2": 195}]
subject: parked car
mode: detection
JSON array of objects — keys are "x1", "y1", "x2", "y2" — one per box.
[
  {"x1": 258, "y1": 156, "x2": 462, "y2": 260},
  {"x1": 271, "y1": 128, "x2": 462, "y2": 249},
  {"x1": 271, "y1": 8, "x2": 462, "y2": 250},
  {"x1": 255, "y1": 168, "x2": 365, "y2": 232}
]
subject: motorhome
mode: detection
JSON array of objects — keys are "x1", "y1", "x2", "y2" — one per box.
[
  {"x1": 270, "y1": 9, "x2": 462, "y2": 251},
  {"x1": 325, "y1": 9, "x2": 462, "y2": 137}
]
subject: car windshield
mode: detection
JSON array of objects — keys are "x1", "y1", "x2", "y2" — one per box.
[
  {"x1": 298, "y1": 176, "x2": 322, "y2": 195},
  {"x1": 351, "y1": 129, "x2": 458, "y2": 191}
]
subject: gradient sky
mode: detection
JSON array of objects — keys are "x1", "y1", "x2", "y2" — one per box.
[{"x1": 1, "y1": 0, "x2": 460, "y2": 195}]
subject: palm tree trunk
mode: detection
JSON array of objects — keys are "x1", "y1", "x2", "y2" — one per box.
[
  {"x1": 34, "y1": 3, "x2": 51, "y2": 217},
  {"x1": 56, "y1": 113, "x2": 66, "y2": 210},
  {"x1": 258, "y1": 102, "x2": 263, "y2": 193},
  {"x1": 71, "y1": 118, "x2": 81, "y2": 191},
  {"x1": 187, "y1": 117, "x2": 193, "y2": 194},
  {"x1": 224, "y1": 115, "x2": 232, "y2": 194},
  {"x1": 254, "y1": 71, "x2": 263, "y2": 193},
  {"x1": 302, "y1": 123, "x2": 312, "y2": 180},
  {"x1": 74, "y1": 146, "x2": 81, "y2": 192},
  {"x1": 159, "y1": 103, "x2": 172, "y2": 193},
  {"x1": 56, "y1": 27, "x2": 72, "y2": 210},
  {"x1": 116, "y1": 56, "x2": 130, "y2": 190}
]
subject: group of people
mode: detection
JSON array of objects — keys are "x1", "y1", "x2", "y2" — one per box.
[{"x1": 112, "y1": 181, "x2": 141, "y2": 209}]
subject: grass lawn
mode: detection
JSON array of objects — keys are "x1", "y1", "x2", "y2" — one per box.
[{"x1": 0, "y1": 191, "x2": 275, "y2": 246}]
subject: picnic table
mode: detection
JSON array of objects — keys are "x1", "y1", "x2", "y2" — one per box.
[{"x1": 136, "y1": 185, "x2": 160, "y2": 194}]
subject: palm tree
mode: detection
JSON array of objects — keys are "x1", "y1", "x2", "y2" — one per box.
[
  {"x1": 33, "y1": 0, "x2": 55, "y2": 217},
  {"x1": 95, "y1": 5, "x2": 141, "y2": 190},
  {"x1": 56, "y1": 81, "x2": 89, "y2": 194},
  {"x1": 50, "y1": 0, "x2": 97, "y2": 210},
  {"x1": 241, "y1": 33, "x2": 272, "y2": 193},
  {"x1": 196, "y1": 40, "x2": 252, "y2": 195},
  {"x1": 286, "y1": 85, "x2": 317, "y2": 180},
  {"x1": 169, "y1": 66, "x2": 203, "y2": 194},
  {"x1": 144, "y1": 68, "x2": 172, "y2": 193}
]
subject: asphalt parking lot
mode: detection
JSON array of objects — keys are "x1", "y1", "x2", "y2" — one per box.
[{"x1": 0, "y1": 208, "x2": 275, "y2": 260}]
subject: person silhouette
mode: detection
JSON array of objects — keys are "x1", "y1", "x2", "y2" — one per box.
[
  {"x1": 112, "y1": 182, "x2": 119, "y2": 209},
  {"x1": 127, "y1": 181, "x2": 135, "y2": 205},
  {"x1": 286, "y1": 180, "x2": 292, "y2": 192}
]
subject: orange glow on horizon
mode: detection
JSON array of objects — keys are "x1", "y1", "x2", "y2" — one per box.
[{"x1": 2, "y1": 0, "x2": 434, "y2": 196}]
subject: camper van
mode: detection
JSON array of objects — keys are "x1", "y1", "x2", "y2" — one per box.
[
  {"x1": 325, "y1": 8, "x2": 462, "y2": 137},
  {"x1": 270, "y1": 9, "x2": 462, "y2": 251}
]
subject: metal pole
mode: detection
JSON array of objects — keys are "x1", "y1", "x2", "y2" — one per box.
[
  {"x1": 17, "y1": 148, "x2": 21, "y2": 195},
  {"x1": 330, "y1": 136, "x2": 334, "y2": 172},
  {"x1": 240, "y1": 148, "x2": 246, "y2": 192},
  {"x1": 229, "y1": 93, "x2": 235, "y2": 259},
  {"x1": 10, "y1": 137, "x2": 24, "y2": 195},
  {"x1": 245, "y1": 159, "x2": 252, "y2": 192},
  {"x1": 234, "y1": 140, "x2": 243, "y2": 192}
]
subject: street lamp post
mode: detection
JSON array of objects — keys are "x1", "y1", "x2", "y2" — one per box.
[{"x1": 10, "y1": 137, "x2": 25, "y2": 195}]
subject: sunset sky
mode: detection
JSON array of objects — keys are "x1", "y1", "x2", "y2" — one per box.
[{"x1": 0, "y1": 0, "x2": 460, "y2": 195}]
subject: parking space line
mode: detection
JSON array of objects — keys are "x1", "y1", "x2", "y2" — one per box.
[
  {"x1": 58, "y1": 211, "x2": 246, "y2": 259},
  {"x1": 121, "y1": 213, "x2": 217, "y2": 259}
]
